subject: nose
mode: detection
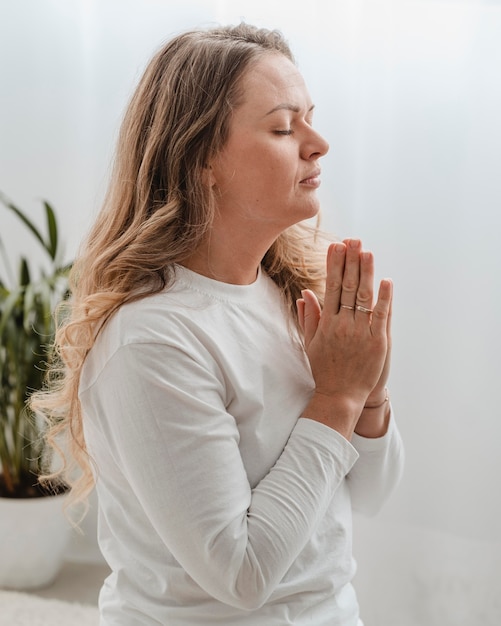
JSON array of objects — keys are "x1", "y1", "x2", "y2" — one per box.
[{"x1": 301, "y1": 126, "x2": 329, "y2": 160}]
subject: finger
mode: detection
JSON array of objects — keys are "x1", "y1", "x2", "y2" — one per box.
[
  {"x1": 354, "y1": 250, "x2": 374, "y2": 316},
  {"x1": 386, "y1": 281, "x2": 393, "y2": 345},
  {"x1": 371, "y1": 279, "x2": 393, "y2": 335},
  {"x1": 323, "y1": 242, "x2": 346, "y2": 314},
  {"x1": 296, "y1": 298, "x2": 305, "y2": 333},
  {"x1": 339, "y1": 238, "x2": 361, "y2": 309},
  {"x1": 301, "y1": 289, "x2": 322, "y2": 348}
]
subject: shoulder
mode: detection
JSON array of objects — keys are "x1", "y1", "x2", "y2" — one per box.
[
  {"x1": 94, "y1": 275, "x2": 215, "y2": 355},
  {"x1": 78, "y1": 278, "x2": 205, "y2": 389},
  {"x1": 80, "y1": 265, "x2": 292, "y2": 391}
]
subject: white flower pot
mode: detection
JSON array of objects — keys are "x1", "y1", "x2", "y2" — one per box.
[{"x1": 0, "y1": 492, "x2": 71, "y2": 589}]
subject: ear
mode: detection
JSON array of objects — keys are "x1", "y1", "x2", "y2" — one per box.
[{"x1": 202, "y1": 164, "x2": 216, "y2": 188}]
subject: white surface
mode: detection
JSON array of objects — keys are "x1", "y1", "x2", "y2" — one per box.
[
  {"x1": 0, "y1": 494, "x2": 70, "y2": 590},
  {"x1": 0, "y1": 590, "x2": 98, "y2": 626},
  {"x1": 353, "y1": 516, "x2": 501, "y2": 625}
]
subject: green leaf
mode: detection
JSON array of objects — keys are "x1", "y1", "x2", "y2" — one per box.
[
  {"x1": 44, "y1": 201, "x2": 58, "y2": 261},
  {"x1": 55, "y1": 261, "x2": 72, "y2": 278},
  {"x1": 0, "y1": 192, "x2": 71, "y2": 494},
  {"x1": 23, "y1": 282, "x2": 35, "y2": 333},
  {"x1": 37, "y1": 278, "x2": 54, "y2": 336},
  {"x1": 0, "y1": 287, "x2": 22, "y2": 338},
  {"x1": 19, "y1": 257, "x2": 31, "y2": 287},
  {"x1": 1, "y1": 198, "x2": 47, "y2": 252},
  {"x1": 0, "y1": 234, "x2": 15, "y2": 287}
]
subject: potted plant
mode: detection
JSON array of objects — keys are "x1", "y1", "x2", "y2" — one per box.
[{"x1": 0, "y1": 192, "x2": 72, "y2": 589}]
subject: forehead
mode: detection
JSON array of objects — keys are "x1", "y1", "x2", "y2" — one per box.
[{"x1": 238, "y1": 54, "x2": 311, "y2": 112}]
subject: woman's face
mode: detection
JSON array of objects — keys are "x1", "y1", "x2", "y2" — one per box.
[{"x1": 208, "y1": 53, "x2": 329, "y2": 236}]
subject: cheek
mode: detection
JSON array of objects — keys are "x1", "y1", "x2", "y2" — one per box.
[
  {"x1": 249, "y1": 146, "x2": 293, "y2": 181},
  {"x1": 215, "y1": 139, "x2": 295, "y2": 192}
]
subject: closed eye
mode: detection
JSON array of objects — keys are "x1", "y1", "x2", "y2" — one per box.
[{"x1": 274, "y1": 129, "x2": 293, "y2": 136}]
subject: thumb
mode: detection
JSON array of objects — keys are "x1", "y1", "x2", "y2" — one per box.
[
  {"x1": 301, "y1": 289, "x2": 322, "y2": 348},
  {"x1": 296, "y1": 298, "x2": 306, "y2": 333}
]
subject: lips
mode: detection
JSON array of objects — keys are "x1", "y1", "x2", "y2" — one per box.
[{"x1": 300, "y1": 169, "x2": 321, "y2": 185}]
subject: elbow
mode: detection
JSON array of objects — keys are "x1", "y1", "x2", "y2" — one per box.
[
  {"x1": 352, "y1": 468, "x2": 405, "y2": 517},
  {"x1": 228, "y1": 592, "x2": 269, "y2": 612},
  {"x1": 225, "y1": 573, "x2": 273, "y2": 611},
  {"x1": 208, "y1": 585, "x2": 271, "y2": 612},
  {"x1": 207, "y1": 559, "x2": 274, "y2": 611}
]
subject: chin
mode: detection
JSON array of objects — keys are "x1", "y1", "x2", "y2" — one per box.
[
  {"x1": 272, "y1": 204, "x2": 321, "y2": 232},
  {"x1": 299, "y1": 203, "x2": 321, "y2": 222}
]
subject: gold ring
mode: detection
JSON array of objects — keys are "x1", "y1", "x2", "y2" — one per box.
[
  {"x1": 356, "y1": 304, "x2": 373, "y2": 314},
  {"x1": 340, "y1": 304, "x2": 355, "y2": 311}
]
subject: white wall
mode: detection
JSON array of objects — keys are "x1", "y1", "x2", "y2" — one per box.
[{"x1": 1, "y1": 1, "x2": 500, "y2": 623}]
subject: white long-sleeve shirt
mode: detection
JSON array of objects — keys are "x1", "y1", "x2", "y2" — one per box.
[{"x1": 80, "y1": 264, "x2": 404, "y2": 625}]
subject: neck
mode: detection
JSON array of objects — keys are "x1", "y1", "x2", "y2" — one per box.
[
  {"x1": 181, "y1": 225, "x2": 277, "y2": 285},
  {"x1": 182, "y1": 243, "x2": 262, "y2": 285}
]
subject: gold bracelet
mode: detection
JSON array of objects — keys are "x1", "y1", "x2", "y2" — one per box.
[{"x1": 364, "y1": 388, "x2": 389, "y2": 409}]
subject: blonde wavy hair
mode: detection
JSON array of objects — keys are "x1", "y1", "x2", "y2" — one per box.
[{"x1": 32, "y1": 23, "x2": 330, "y2": 510}]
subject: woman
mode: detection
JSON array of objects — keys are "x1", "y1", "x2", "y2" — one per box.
[{"x1": 36, "y1": 23, "x2": 403, "y2": 625}]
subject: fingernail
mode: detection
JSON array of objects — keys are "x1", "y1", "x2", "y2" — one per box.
[
  {"x1": 334, "y1": 243, "x2": 345, "y2": 254},
  {"x1": 349, "y1": 239, "x2": 360, "y2": 249}
]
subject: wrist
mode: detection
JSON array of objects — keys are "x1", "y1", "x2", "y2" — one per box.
[
  {"x1": 302, "y1": 391, "x2": 364, "y2": 440},
  {"x1": 364, "y1": 387, "x2": 389, "y2": 409},
  {"x1": 356, "y1": 392, "x2": 391, "y2": 438}
]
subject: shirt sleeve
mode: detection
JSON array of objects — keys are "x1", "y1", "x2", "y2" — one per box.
[
  {"x1": 81, "y1": 341, "x2": 359, "y2": 611},
  {"x1": 347, "y1": 408, "x2": 405, "y2": 516}
]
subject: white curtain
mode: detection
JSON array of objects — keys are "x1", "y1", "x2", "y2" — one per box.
[{"x1": 1, "y1": 1, "x2": 500, "y2": 624}]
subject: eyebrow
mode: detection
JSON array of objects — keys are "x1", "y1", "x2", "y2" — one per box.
[{"x1": 265, "y1": 103, "x2": 316, "y2": 116}]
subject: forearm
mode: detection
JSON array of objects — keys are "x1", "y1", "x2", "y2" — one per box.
[
  {"x1": 348, "y1": 410, "x2": 405, "y2": 515},
  {"x1": 301, "y1": 391, "x2": 365, "y2": 441},
  {"x1": 354, "y1": 388, "x2": 391, "y2": 438},
  {"x1": 301, "y1": 388, "x2": 391, "y2": 441},
  {"x1": 91, "y1": 345, "x2": 360, "y2": 610}
]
